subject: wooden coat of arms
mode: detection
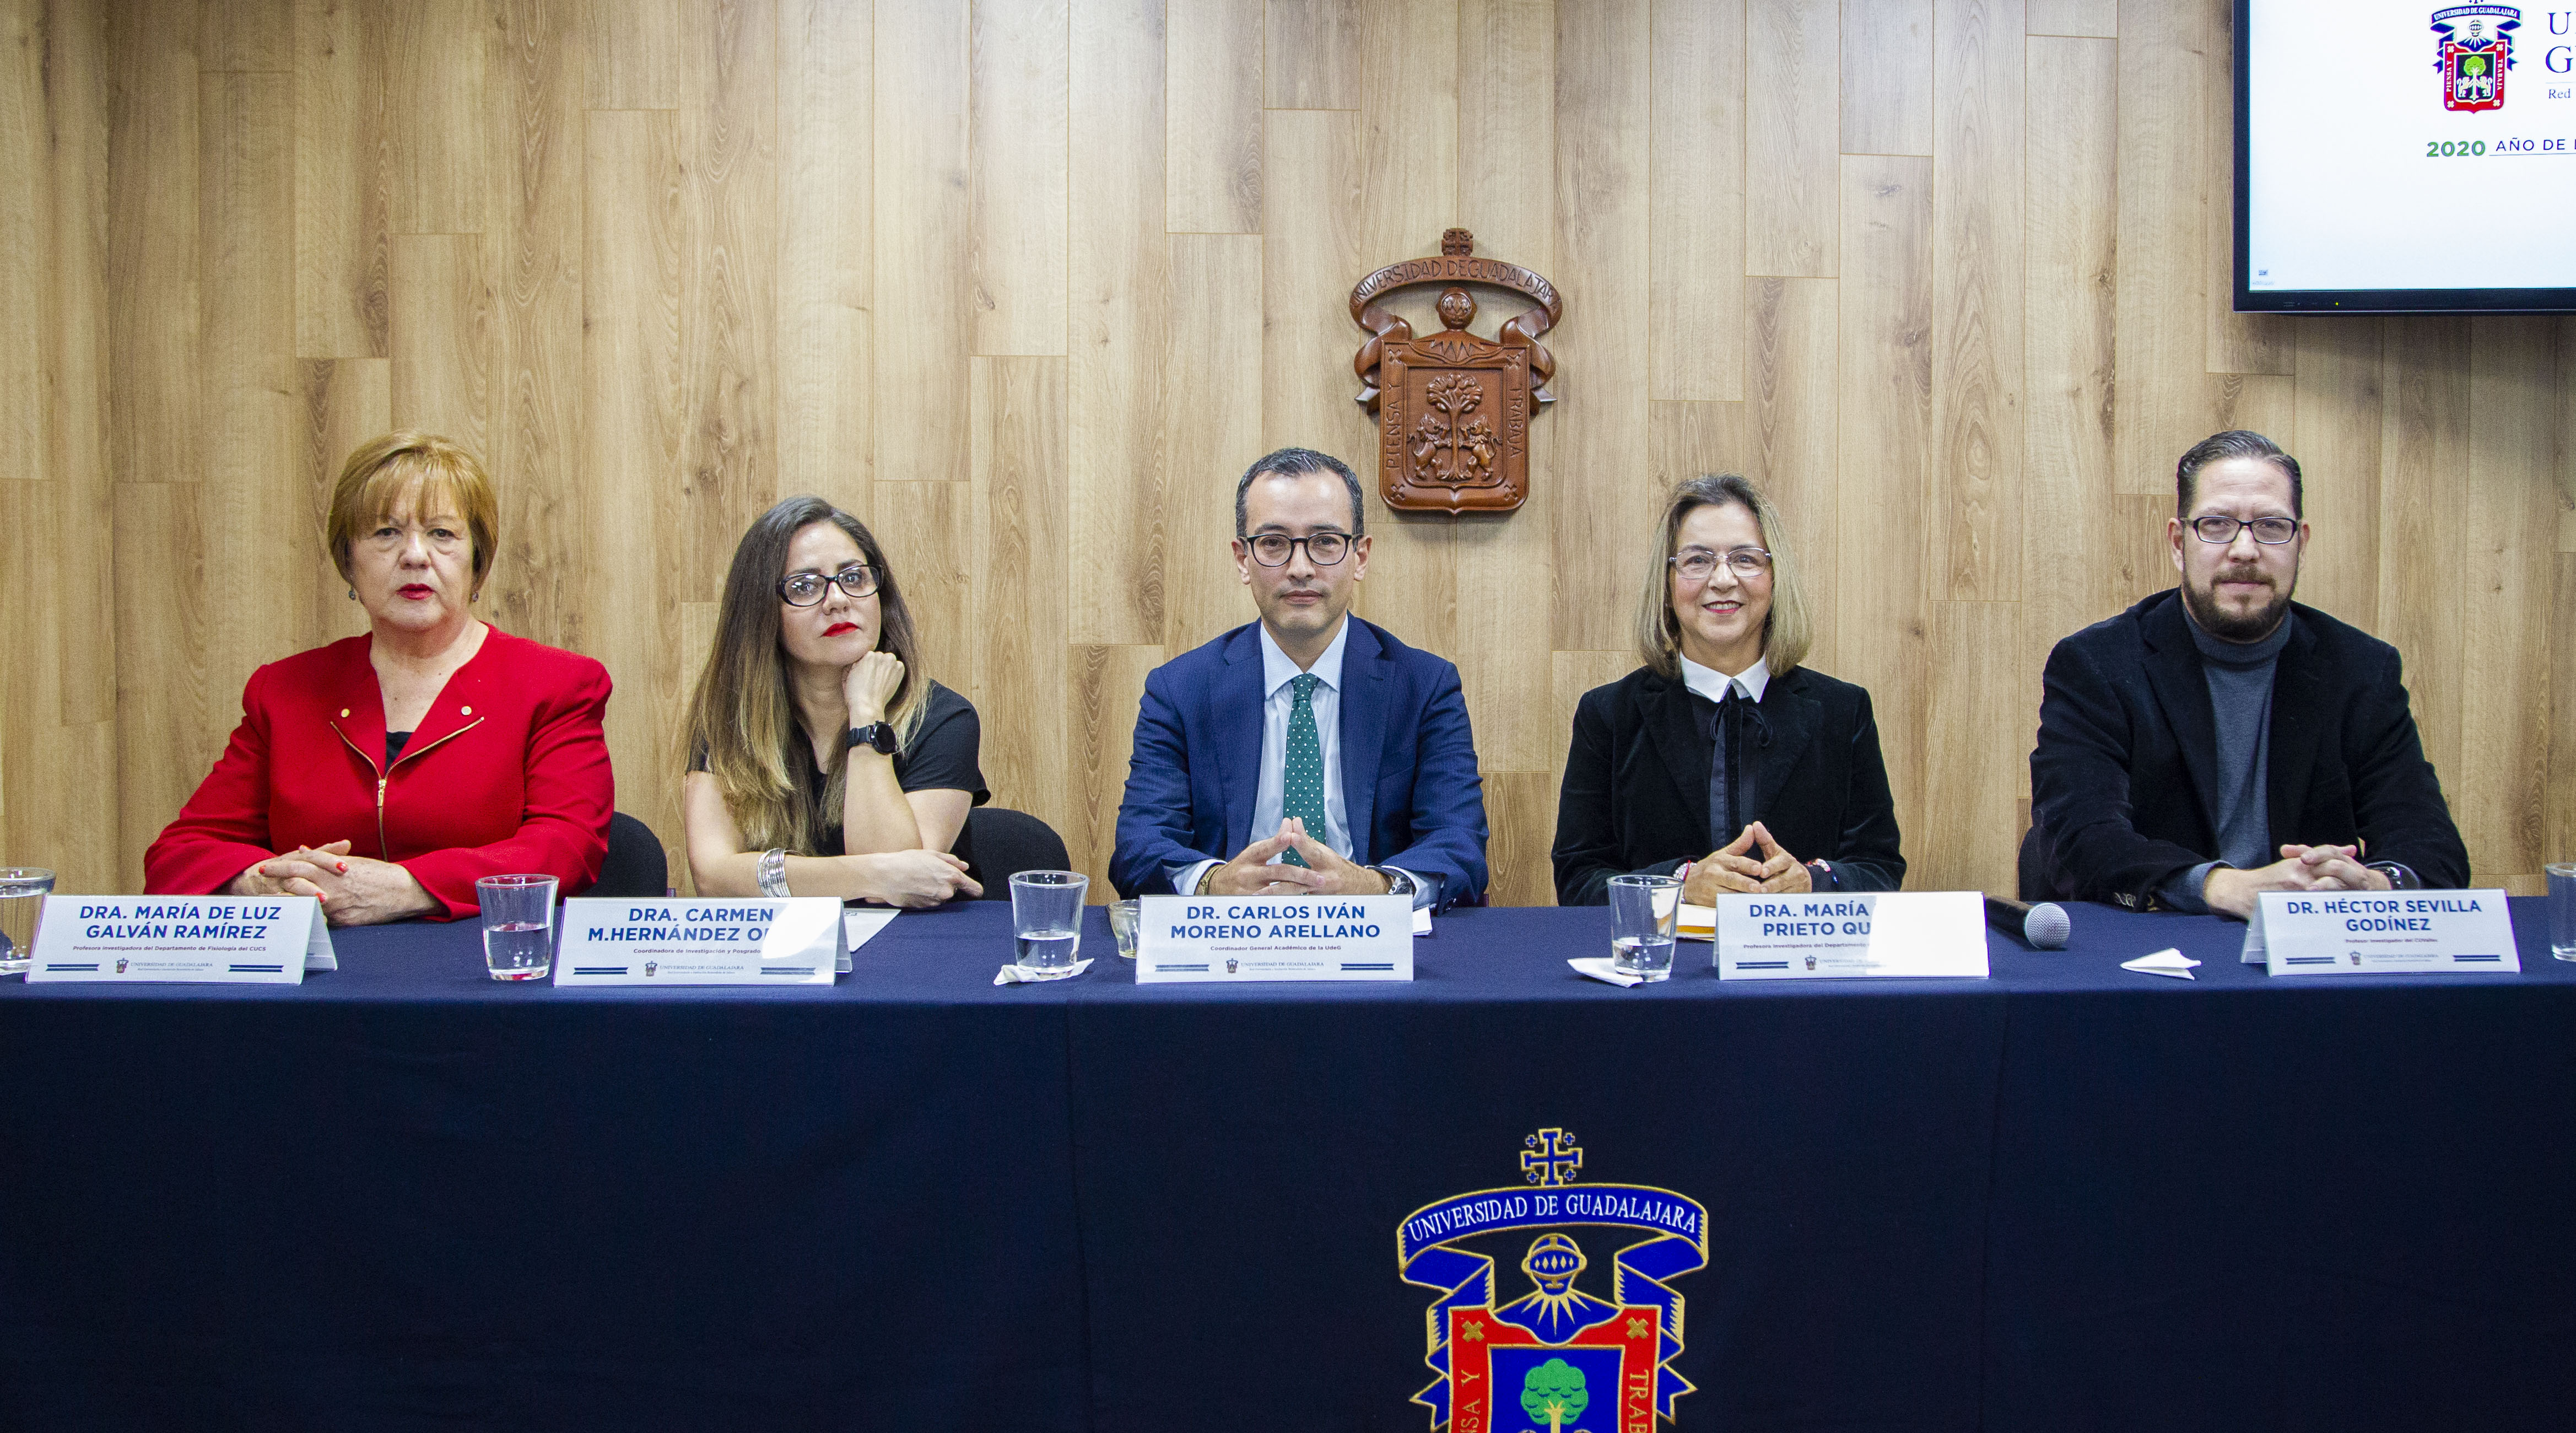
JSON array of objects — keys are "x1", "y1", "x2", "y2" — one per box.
[{"x1": 1351, "y1": 229, "x2": 1560, "y2": 514}]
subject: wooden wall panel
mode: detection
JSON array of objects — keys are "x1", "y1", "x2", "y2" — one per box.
[
  {"x1": 1266, "y1": 0, "x2": 1359, "y2": 109},
  {"x1": 4, "y1": 0, "x2": 2566, "y2": 901},
  {"x1": 971, "y1": 0, "x2": 1070, "y2": 355},
  {"x1": 1067, "y1": 0, "x2": 1166, "y2": 649},
  {"x1": 1745, "y1": 0, "x2": 1837, "y2": 277},
  {"x1": 293, "y1": 0, "x2": 387, "y2": 359},
  {"x1": 777, "y1": 0, "x2": 871, "y2": 508},
  {"x1": 487, "y1": 0, "x2": 586, "y2": 651},
  {"x1": 1835, "y1": 154, "x2": 1933, "y2": 827},
  {"x1": 1165, "y1": 0, "x2": 1261, "y2": 234},
  {"x1": 876, "y1": 0, "x2": 972, "y2": 484},
  {"x1": 1646, "y1": 0, "x2": 1741, "y2": 404},
  {"x1": 1455, "y1": 0, "x2": 1558, "y2": 777},
  {"x1": 1841, "y1": 0, "x2": 1931, "y2": 157}
]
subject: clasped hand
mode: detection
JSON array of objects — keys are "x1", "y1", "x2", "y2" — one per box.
[
  {"x1": 230, "y1": 839, "x2": 439, "y2": 926},
  {"x1": 841, "y1": 651, "x2": 905, "y2": 727},
  {"x1": 2201, "y1": 843, "x2": 2390, "y2": 919},
  {"x1": 1682, "y1": 821, "x2": 1811, "y2": 904},
  {"x1": 1203, "y1": 819, "x2": 1390, "y2": 897}
]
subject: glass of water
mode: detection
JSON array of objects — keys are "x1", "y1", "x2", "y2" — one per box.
[
  {"x1": 1106, "y1": 899, "x2": 1141, "y2": 960},
  {"x1": 0, "y1": 868, "x2": 53, "y2": 977},
  {"x1": 1607, "y1": 873, "x2": 1681, "y2": 982},
  {"x1": 2549, "y1": 863, "x2": 2575, "y2": 963},
  {"x1": 476, "y1": 874, "x2": 558, "y2": 981},
  {"x1": 1009, "y1": 871, "x2": 1088, "y2": 979}
]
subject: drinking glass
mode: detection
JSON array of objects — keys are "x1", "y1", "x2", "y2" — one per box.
[
  {"x1": 2549, "y1": 863, "x2": 2575, "y2": 963},
  {"x1": 1608, "y1": 874, "x2": 1681, "y2": 982},
  {"x1": 477, "y1": 874, "x2": 558, "y2": 981},
  {"x1": 1106, "y1": 899, "x2": 1141, "y2": 960},
  {"x1": 1009, "y1": 871, "x2": 1088, "y2": 978},
  {"x1": 0, "y1": 868, "x2": 52, "y2": 977}
]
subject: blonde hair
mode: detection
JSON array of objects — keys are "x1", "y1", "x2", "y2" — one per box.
[
  {"x1": 324, "y1": 432, "x2": 501, "y2": 596},
  {"x1": 682, "y1": 497, "x2": 930, "y2": 854},
  {"x1": 1633, "y1": 473, "x2": 1813, "y2": 680}
]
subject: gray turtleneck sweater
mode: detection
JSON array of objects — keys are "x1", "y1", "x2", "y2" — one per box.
[{"x1": 2158, "y1": 610, "x2": 2294, "y2": 913}]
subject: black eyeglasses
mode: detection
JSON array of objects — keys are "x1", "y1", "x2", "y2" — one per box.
[
  {"x1": 2189, "y1": 516, "x2": 2299, "y2": 545},
  {"x1": 1670, "y1": 546, "x2": 1773, "y2": 580},
  {"x1": 1241, "y1": 531, "x2": 1353, "y2": 567},
  {"x1": 777, "y1": 564, "x2": 879, "y2": 606}
]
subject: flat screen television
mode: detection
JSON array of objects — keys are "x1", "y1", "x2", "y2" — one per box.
[{"x1": 2236, "y1": 0, "x2": 2576, "y2": 313}]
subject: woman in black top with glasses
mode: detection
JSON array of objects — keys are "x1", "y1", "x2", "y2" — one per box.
[
  {"x1": 681, "y1": 495, "x2": 988, "y2": 906},
  {"x1": 1551, "y1": 473, "x2": 1905, "y2": 906}
]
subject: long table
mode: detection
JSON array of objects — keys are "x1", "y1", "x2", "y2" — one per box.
[{"x1": 3, "y1": 899, "x2": 2569, "y2": 1431}]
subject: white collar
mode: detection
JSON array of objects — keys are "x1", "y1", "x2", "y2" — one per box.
[
  {"x1": 1679, "y1": 651, "x2": 1769, "y2": 704},
  {"x1": 1259, "y1": 616, "x2": 1350, "y2": 697}
]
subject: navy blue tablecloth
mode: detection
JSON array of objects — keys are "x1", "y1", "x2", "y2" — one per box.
[{"x1": 1, "y1": 898, "x2": 2568, "y2": 1431}]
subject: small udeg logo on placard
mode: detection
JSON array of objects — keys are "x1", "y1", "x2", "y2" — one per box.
[
  {"x1": 645, "y1": 960, "x2": 657, "y2": 977},
  {"x1": 1226, "y1": 957, "x2": 1239, "y2": 974},
  {"x1": 1805, "y1": 953, "x2": 1817, "y2": 970},
  {"x1": 2351, "y1": 951, "x2": 2364, "y2": 965},
  {"x1": 115, "y1": 957, "x2": 128, "y2": 974},
  {"x1": 2432, "y1": 6, "x2": 2520, "y2": 111}
]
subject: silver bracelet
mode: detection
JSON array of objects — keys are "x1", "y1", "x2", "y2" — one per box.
[{"x1": 757, "y1": 847, "x2": 790, "y2": 898}]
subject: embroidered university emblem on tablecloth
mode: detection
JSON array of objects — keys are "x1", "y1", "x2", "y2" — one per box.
[{"x1": 1396, "y1": 1129, "x2": 1706, "y2": 1429}]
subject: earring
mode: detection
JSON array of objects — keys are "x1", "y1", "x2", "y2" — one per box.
[
  {"x1": 347, "y1": 589, "x2": 357, "y2": 600},
  {"x1": 471, "y1": 591, "x2": 481, "y2": 604}
]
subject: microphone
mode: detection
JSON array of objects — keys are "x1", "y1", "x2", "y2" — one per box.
[{"x1": 1985, "y1": 895, "x2": 2071, "y2": 951}]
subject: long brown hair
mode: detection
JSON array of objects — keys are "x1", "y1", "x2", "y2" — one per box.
[{"x1": 683, "y1": 497, "x2": 928, "y2": 853}]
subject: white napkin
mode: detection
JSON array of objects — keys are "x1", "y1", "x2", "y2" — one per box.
[
  {"x1": 995, "y1": 958, "x2": 1093, "y2": 985},
  {"x1": 1567, "y1": 956, "x2": 1648, "y2": 988},
  {"x1": 2121, "y1": 947, "x2": 2201, "y2": 981}
]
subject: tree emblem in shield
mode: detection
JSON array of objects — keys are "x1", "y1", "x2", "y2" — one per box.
[
  {"x1": 1351, "y1": 230, "x2": 1560, "y2": 514},
  {"x1": 2429, "y1": 6, "x2": 2519, "y2": 112}
]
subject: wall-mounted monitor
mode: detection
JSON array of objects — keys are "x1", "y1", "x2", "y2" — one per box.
[{"x1": 2236, "y1": 0, "x2": 2576, "y2": 313}]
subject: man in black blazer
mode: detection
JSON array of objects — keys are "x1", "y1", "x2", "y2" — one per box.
[{"x1": 2026, "y1": 430, "x2": 2468, "y2": 915}]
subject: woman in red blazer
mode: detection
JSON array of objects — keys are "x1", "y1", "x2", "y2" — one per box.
[{"x1": 145, "y1": 433, "x2": 613, "y2": 923}]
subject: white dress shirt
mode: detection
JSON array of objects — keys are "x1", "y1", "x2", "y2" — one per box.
[
  {"x1": 1679, "y1": 651, "x2": 1769, "y2": 705},
  {"x1": 1171, "y1": 618, "x2": 1431, "y2": 906}
]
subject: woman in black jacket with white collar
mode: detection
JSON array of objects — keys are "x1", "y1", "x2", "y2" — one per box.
[{"x1": 1552, "y1": 473, "x2": 1905, "y2": 906}]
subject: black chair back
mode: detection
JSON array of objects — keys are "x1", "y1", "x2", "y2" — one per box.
[
  {"x1": 591, "y1": 811, "x2": 671, "y2": 898},
  {"x1": 2016, "y1": 822, "x2": 2049, "y2": 904},
  {"x1": 954, "y1": 807, "x2": 1071, "y2": 899}
]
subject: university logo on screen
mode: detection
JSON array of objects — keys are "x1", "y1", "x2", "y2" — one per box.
[
  {"x1": 1396, "y1": 1130, "x2": 1706, "y2": 1431},
  {"x1": 2431, "y1": 5, "x2": 2521, "y2": 111}
]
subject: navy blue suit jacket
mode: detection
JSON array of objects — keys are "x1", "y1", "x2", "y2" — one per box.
[{"x1": 1110, "y1": 618, "x2": 1489, "y2": 906}]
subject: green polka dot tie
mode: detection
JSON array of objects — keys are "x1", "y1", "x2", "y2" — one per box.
[{"x1": 1279, "y1": 674, "x2": 1329, "y2": 868}]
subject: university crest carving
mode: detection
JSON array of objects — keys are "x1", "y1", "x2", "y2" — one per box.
[{"x1": 1352, "y1": 229, "x2": 1560, "y2": 515}]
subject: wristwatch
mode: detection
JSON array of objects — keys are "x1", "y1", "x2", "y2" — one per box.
[
  {"x1": 1370, "y1": 866, "x2": 1417, "y2": 898},
  {"x1": 757, "y1": 847, "x2": 791, "y2": 898},
  {"x1": 846, "y1": 721, "x2": 899, "y2": 756}
]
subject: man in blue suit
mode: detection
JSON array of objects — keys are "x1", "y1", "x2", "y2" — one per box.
[{"x1": 1112, "y1": 448, "x2": 1488, "y2": 908}]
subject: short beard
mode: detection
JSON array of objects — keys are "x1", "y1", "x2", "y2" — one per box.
[{"x1": 2180, "y1": 570, "x2": 2294, "y2": 643}]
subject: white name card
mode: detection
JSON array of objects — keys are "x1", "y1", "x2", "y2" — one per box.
[
  {"x1": 2242, "y1": 889, "x2": 2519, "y2": 975},
  {"x1": 1714, "y1": 891, "x2": 1988, "y2": 980},
  {"x1": 554, "y1": 897, "x2": 846, "y2": 985},
  {"x1": 26, "y1": 895, "x2": 335, "y2": 985},
  {"x1": 1136, "y1": 895, "x2": 1413, "y2": 982}
]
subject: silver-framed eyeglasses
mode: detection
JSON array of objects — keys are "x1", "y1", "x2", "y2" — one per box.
[
  {"x1": 1242, "y1": 531, "x2": 1353, "y2": 567},
  {"x1": 2189, "y1": 515, "x2": 2299, "y2": 545},
  {"x1": 777, "y1": 564, "x2": 879, "y2": 606},
  {"x1": 1671, "y1": 546, "x2": 1773, "y2": 581}
]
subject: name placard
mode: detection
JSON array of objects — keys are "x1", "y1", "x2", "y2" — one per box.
[
  {"x1": 1714, "y1": 891, "x2": 1988, "y2": 980},
  {"x1": 1136, "y1": 895, "x2": 1413, "y2": 982},
  {"x1": 26, "y1": 895, "x2": 335, "y2": 985},
  {"x1": 2240, "y1": 890, "x2": 2519, "y2": 975},
  {"x1": 553, "y1": 898, "x2": 846, "y2": 985}
]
